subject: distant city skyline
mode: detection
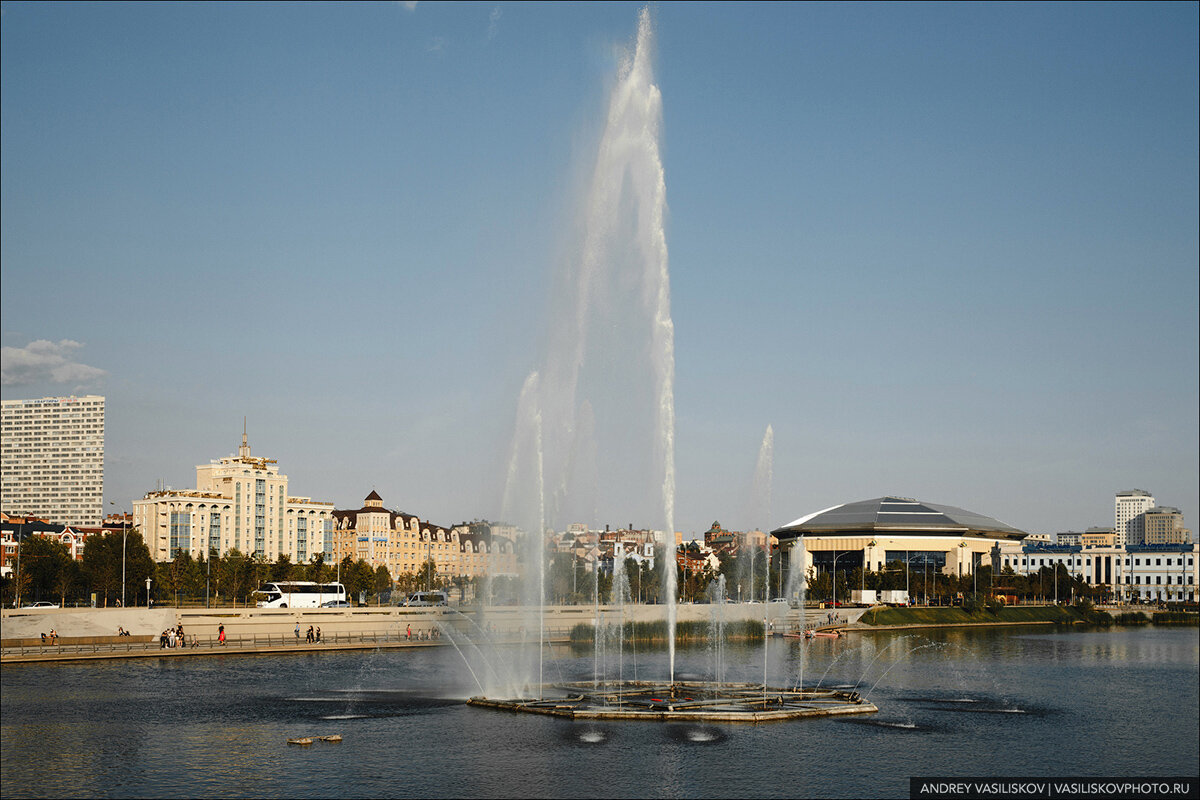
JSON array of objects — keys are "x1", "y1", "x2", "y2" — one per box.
[{"x1": 3, "y1": 3, "x2": 1197, "y2": 538}]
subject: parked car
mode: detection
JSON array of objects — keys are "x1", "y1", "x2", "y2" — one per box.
[
  {"x1": 320, "y1": 600, "x2": 351, "y2": 608},
  {"x1": 22, "y1": 601, "x2": 60, "y2": 609}
]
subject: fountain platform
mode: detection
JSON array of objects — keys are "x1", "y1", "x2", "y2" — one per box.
[{"x1": 468, "y1": 680, "x2": 877, "y2": 723}]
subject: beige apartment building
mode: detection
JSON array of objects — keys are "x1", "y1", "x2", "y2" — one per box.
[
  {"x1": 133, "y1": 431, "x2": 333, "y2": 562},
  {"x1": 1144, "y1": 507, "x2": 1191, "y2": 545},
  {"x1": 1, "y1": 395, "x2": 105, "y2": 527},
  {"x1": 333, "y1": 491, "x2": 517, "y2": 582}
]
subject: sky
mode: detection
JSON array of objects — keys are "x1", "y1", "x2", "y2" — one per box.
[{"x1": 2, "y1": 2, "x2": 1197, "y2": 539}]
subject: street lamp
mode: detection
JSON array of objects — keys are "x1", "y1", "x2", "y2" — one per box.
[
  {"x1": 111, "y1": 502, "x2": 127, "y2": 608},
  {"x1": 830, "y1": 551, "x2": 852, "y2": 610},
  {"x1": 863, "y1": 540, "x2": 877, "y2": 598}
]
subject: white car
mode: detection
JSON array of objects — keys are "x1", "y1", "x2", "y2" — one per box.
[{"x1": 22, "y1": 601, "x2": 60, "y2": 609}]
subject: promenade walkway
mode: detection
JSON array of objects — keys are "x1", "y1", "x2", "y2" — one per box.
[{"x1": 1, "y1": 627, "x2": 578, "y2": 664}]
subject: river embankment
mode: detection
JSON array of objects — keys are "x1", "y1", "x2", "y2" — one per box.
[{"x1": 1, "y1": 602, "x2": 780, "y2": 663}]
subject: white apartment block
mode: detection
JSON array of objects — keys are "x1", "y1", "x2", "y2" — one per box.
[
  {"x1": 133, "y1": 431, "x2": 333, "y2": 563},
  {"x1": 1, "y1": 395, "x2": 105, "y2": 527},
  {"x1": 1114, "y1": 489, "x2": 1154, "y2": 546}
]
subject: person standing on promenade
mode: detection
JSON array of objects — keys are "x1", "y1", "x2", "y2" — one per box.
[
  {"x1": 218, "y1": 624, "x2": 225, "y2": 645},
  {"x1": 295, "y1": 622, "x2": 300, "y2": 644},
  {"x1": 315, "y1": 626, "x2": 322, "y2": 644},
  {"x1": 406, "y1": 623, "x2": 411, "y2": 641}
]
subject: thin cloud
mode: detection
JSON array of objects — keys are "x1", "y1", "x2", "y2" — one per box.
[
  {"x1": 1, "y1": 339, "x2": 107, "y2": 387},
  {"x1": 488, "y1": 6, "x2": 502, "y2": 41}
]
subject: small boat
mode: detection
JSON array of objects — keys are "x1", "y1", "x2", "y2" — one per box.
[
  {"x1": 287, "y1": 737, "x2": 314, "y2": 746},
  {"x1": 813, "y1": 630, "x2": 841, "y2": 638},
  {"x1": 320, "y1": 735, "x2": 343, "y2": 743}
]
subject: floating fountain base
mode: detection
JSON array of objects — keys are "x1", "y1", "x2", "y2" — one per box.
[{"x1": 468, "y1": 680, "x2": 877, "y2": 724}]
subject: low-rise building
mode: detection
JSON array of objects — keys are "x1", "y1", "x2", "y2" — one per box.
[{"x1": 995, "y1": 540, "x2": 1197, "y2": 603}]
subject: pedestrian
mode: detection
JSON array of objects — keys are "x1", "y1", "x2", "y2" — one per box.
[
  {"x1": 406, "y1": 623, "x2": 411, "y2": 641},
  {"x1": 294, "y1": 622, "x2": 300, "y2": 643},
  {"x1": 218, "y1": 624, "x2": 226, "y2": 645},
  {"x1": 316, "y1": 626, "x2": 322, "y2": 643},
  {"x1": 306, "y1": 625, "x2": 313, "y2": 643}
]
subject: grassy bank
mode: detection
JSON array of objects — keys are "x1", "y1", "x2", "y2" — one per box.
[
  {"x1": 860, "y1": 605, "x2": 1086, "y2": 627},
  {"x1": 568, "y1": 619, "x2": 764, "y2": 645},
  {"x1": 859, "y1": 605, "x2": 1199, "y2": 627}
]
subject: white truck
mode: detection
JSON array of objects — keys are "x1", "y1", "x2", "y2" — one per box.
[
  {"x1": 850, "y1": 589, "x2": 877, "y2": 605},
  {"x1": 851, "y1": 589, "x2": 909, "y2": 606}
]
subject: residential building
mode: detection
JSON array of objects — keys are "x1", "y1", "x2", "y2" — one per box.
[
  {"x1": 1115, "y1": 490, "x2": 1154, "y2": 546},
  {"x1": 1056, "y1": 531, "x2": 1084, "y2": 546},
  {"x1": 1, "y1": 395, "x2": 105, "y2": 527},
  {"x1": 332, "y1": 492, "x2": 517, "y2": 583},
  {"x1": 133, "y1": 430, "x2": 334, "y2": 563},
  {"x1": 1144, "y1": 507, "x2": 1190, "y2": 545},
  {"x1": 0, "y1": 513, "x2": 110, "y2": 576}
]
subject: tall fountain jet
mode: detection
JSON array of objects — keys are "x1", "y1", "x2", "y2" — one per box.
[{"x1": 501, "y1": 6, "x2": 678, "y2": 683}]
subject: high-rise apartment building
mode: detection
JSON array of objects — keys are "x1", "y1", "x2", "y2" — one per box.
[
  {"x1": 1115, "y1": 490, "x2": 1155, "y2": 546},
  {"x1": 133, "y1": 430, "x2": 334, "y2": 563},
  {"x1": 1, "y1": 395, "x2": 105, "y2": 527}
]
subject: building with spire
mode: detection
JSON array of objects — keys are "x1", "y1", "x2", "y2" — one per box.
[{"x1": 133, "y1": 427, "x2": 334, "y2": 563}]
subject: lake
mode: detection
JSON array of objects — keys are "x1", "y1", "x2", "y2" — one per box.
[{"x1": 2, "y1": 625, "x2": 1196, "y2": 798}]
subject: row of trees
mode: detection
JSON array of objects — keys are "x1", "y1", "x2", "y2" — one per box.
[
  {"x1": 8, "y1": 532, "x2": 1111, "y2": 610},
  {"x1": 1, "y1": 530, "x2": 405, "y2": 608},
  {"x1": 802, "y1": 560, "x2": 1110, "y2": 605}
]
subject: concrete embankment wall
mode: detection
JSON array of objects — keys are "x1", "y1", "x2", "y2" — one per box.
[{"x1": 2, "y1": 602, "x2": 804, "y2": 642}]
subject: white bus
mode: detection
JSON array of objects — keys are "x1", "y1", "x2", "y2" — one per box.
[{"x1": 253, "y1": 581, "x2": 347, "y2": 608}]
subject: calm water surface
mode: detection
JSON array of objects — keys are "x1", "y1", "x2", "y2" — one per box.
[{"x1": 2, "y1": 625, "x2": 1196, "y2": 798}]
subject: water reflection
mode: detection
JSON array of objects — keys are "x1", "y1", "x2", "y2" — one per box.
[{"x1": 2, "y1": 627, "x2": 1196, "y2": 799}]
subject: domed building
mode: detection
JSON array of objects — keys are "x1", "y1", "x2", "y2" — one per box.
[{"x1": 770, "y1": 496, "x2": 1028, "y2": 593}]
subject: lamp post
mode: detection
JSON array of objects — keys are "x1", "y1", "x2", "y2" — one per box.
[
  {"x1": 862, "y1": 540, "x2": 876, "y2": 598},
  {"x1": 145, "y1": 577, "x2": 152, "y2": 608},
  {"x1": 14, "y1": 519, "x2": 25, "y2": 609},
  {"x1": 111, "y1": 502, "x2": 127, "y2": 608},
  {"x1": 830, "y1": 551, "x2": 851, "y2": 610}
]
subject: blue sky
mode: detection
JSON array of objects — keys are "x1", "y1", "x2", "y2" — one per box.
[{"x1": 3, "y1": 2, "x2": 1197, "y2": 538}]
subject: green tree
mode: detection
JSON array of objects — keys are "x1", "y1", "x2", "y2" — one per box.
[
  {"x1": 218, "y1": 549, "x2": 250, "y2": 605},
  {"x1": 271, "y1": 554, "x2": 294, "y2": 583},
  {"x1": 20, "y1": 535, "x2": 73, "y2": 604},
  {"x1": 82, "y1": 532, "x2": 121, "y2": 606},
  {"x1": 305, "y1": 553, "x2": 332, "y2": 584},
  {"x1": 373, "y1": 564, "x2": 392, "y2": 604},
  {"x1": 124, "y1": 531, "x2": 156, "y2": 606}
]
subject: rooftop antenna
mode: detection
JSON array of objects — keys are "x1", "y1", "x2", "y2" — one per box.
[{"x1": 239, "y1": 416, "x2": 251, "y2": 459}]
